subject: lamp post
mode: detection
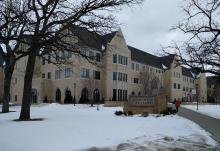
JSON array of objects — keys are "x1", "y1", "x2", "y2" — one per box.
[
  {"x1": 196, "y1": 83, "x2": 199, "y2": 110},
  {"x1": 73, "y1": 83, "x2": 76, "y2": 106},
  {"x1": 192, "y1": 67, "x2": 199, "y2": 111}
]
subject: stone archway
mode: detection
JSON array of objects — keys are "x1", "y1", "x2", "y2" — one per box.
[
  {"x1": 56, "y1": 89, "x2": 61, "y2": 103},
  {"x1": 80, "y1": 88, "x2": 89, "y2": 103},
  {"x1": 64, "y1": 88, "x2": 72, "y2": 104},
  {"x1": 93, "y1": 89, "x2": 100, "y2": 103}
]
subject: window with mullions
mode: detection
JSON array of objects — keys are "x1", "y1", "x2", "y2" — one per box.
[
  {"x1": 113, "y1": 54, "x2": 117, "y2": 63},
  {"x1": 81, "y1": 68, "x2": 89, "y2": 78},
  {"x1": 131, "y1": 63, "x2": 135, "y2": 70},
  {"x1": 112, "y1": 89, "x2": 117, "y2": 101},
  {"x1": 55, "y1": 69, "x2": 61, "y2": 80},
  {"x1": 113, "y1": 72, "x2": 117, "y2": 80},
  {"x1": 93, "y1": 70, "x2": 100, "y2": 80},
  {"x1": 65, "y1": 67, "x2": 72, "y2": 78}
]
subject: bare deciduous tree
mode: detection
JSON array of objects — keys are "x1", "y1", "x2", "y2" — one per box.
[
  {"x1": 140, "y1": 69, "x2": 160, "y2": 96},
  {"x1": 0, "y1": 0, "x2": 30, "y2": 113},
  {"x1": 16, "y1": 0, "x2": 143, "y2": 120},
  {"x1": 164, "y1": 0, "x2": 220, "y2": 76}
]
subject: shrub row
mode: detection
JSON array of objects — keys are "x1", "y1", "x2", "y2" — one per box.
[
  {"x1": 114, "y1": 111, "x2": 133, "y2": 116},
  {"x1": 160, "y1": 107, "x2": 177, "y2": 116}
]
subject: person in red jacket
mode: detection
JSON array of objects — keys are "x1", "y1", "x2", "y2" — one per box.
[{"x1": 175, "y1": 99, "x2": 181, "y2": 112}]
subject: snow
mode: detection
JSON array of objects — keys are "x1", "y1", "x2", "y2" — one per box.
[
  {"x1": 0, "y1": 104, "x2": 218, "y2": 151},
  {"x1": 183, "y1": 105, "x2": 220, "y2": 119},
  {"x1": 162, "y1": 64, "x2": 168, "y2": 70}
]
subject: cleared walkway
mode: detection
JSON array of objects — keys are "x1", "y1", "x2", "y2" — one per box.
[{"x1": 178, "y1": 107, "x2": 220, "y2": 143}]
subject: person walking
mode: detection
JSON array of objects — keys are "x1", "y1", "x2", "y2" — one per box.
[{"x1": 175, "y1": 99, "x2": 181, "y2": 112}]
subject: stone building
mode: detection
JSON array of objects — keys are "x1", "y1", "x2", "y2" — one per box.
[
  {"x1": 207, "y1": 76, "x2": 220, "y2": 103},
  {"x1": 0, "y1": 26, "x2": 207, "y2": 104}
]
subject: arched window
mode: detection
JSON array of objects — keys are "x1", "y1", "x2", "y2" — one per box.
[
  {"x1": 64, "y1": 88, "x2": 72, "y2": 104},
  {"x1": 93, "y1": 89, "x2": 100, "y2": 103},
  {"x1": 80, "y1": 88, "x2": 89, "y2": 103},
  {"x1": 56, "y1": 89, "x2": 61, "y2": 103}
]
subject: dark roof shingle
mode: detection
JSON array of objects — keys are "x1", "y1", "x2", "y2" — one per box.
[
  {"x1": 69, "y1": 25, "x2": 105, "y2": 50},
  {"x1": 102, "y1": 31, "x2": 117, "y2": 43},
  {"x1": 128, "y1": 45, "x2": 163, "y2": 69}
]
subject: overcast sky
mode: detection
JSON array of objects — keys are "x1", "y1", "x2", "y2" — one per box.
[{"x1": 116, "y1": 0, "x2": 185, "y2": 55}]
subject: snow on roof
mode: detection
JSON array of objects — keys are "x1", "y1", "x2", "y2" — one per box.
[{"x1": 162, "y1": 64, "x2": 168, "y2": 70}]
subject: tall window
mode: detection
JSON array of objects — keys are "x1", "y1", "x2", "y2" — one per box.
[
  {"x1": 123, "y1": 90, "x2": 127, "y2": 101},
  {"x1": 48, "y1": 72, "x2": 51, "y2": 79},
  {"x1": 113, "y1": 72, "x2": 117, "y2": 80},
  {"x1": 55, "y1": 69, "x2": 61, "y2": 80},
  {"x1": 134, "y1": 78, "x2": 139, "y2": 84},
  {"x1": 65, "y1": 67, "x2": 72, "y2": 78},
  {"x1": 113, "y1": 54, "x2": 117, "y2": 63},
  {"x1": 117, "y1": 72, "x2": 127, "y2": 82},
  {"x1": 118, "y1": 72, "x2": 122, "y2": 81},
  {"x1": 113, "y1": 89, "x2": 117, "y2": 101},
  {"x1": 117, "y1": 55, "x2": 128, "y2": 65},
  {"x1": 131, "y1": 63, "x2": 135, "y2": 70},
  {"x1": 178, "y1": 84, "x2": 181, "y2": 89},
  {"x1": 173, "y1": 83, "x2": 176, "y2": 89},
  {"x1": 118, "y1": 89, "x2": 123, "y2": 101},
  {"x1": 93, "y1": 70, "x2": 100, "y2": 80},
  {"x1": 81, "y1": 68, "x2": 89, "y2": 78},
  {"x1": 136, "y1": 64, "x2": 139, "y2": 71},
  {"x1": 42, "y1": 73, "x2": 45, "y2": 79}
]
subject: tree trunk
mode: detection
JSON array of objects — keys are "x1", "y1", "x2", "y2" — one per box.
[
  {"x1": 2, "y1": 57, "x2": 15, "y2": 113},
  {"x1": 19, "y1": 49, "x2": 37, "y2": 120}
]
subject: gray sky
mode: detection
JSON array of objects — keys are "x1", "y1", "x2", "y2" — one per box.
[{"x1": 117, "y1": 0, "x2": 184, "y2": 55}]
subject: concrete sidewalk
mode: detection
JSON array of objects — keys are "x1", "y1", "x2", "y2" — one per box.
[{"x1": 178, "y1": 107, "x2": 220, "y2": 144}]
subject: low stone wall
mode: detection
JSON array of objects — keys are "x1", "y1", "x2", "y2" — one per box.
[
  {"x1": 104, "y1": 101, "x2": 123, "y2": 107},
  {"x1": 123, "y1": 95, "x2": 167, "y2": 114}
]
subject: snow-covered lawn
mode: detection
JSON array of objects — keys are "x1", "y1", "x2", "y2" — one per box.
[
  {"x1": 183, "y1": 105, "x2": 220, "y2": 119},
  {"x1": 0, "y1": 104, "x2": 218, "y2": 151}
]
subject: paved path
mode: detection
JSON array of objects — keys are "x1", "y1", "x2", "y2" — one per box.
[{"x1": 178, "y1": 107, "x2": 220, "y2": 143}]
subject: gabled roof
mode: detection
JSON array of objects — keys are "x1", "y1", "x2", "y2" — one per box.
[
  {"x1": 102, "y1": 31, "x2": 117, "y2": 43},
  {"x1": 182, "y1": 66, "x2": 200, "y2": 78},
  {"x1": 69, "y1": 25, "x2": 119, "y2": 51},
  {"x1": 182, "y1": 67, "x2": 194, "y2": 78},
  {"x1": 160, "y1": 54, "x2": 175, "y2": 69},
  {"x1": 128, "y1": 45, "x2": 163, "y2": 69},
  {"x1": 69, "y1": 25, "x2": 105, "y2": 50}
]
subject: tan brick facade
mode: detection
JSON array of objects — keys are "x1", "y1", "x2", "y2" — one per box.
[{"x1": 0, "y1": 27, "x2": 207, "y2": 104}]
